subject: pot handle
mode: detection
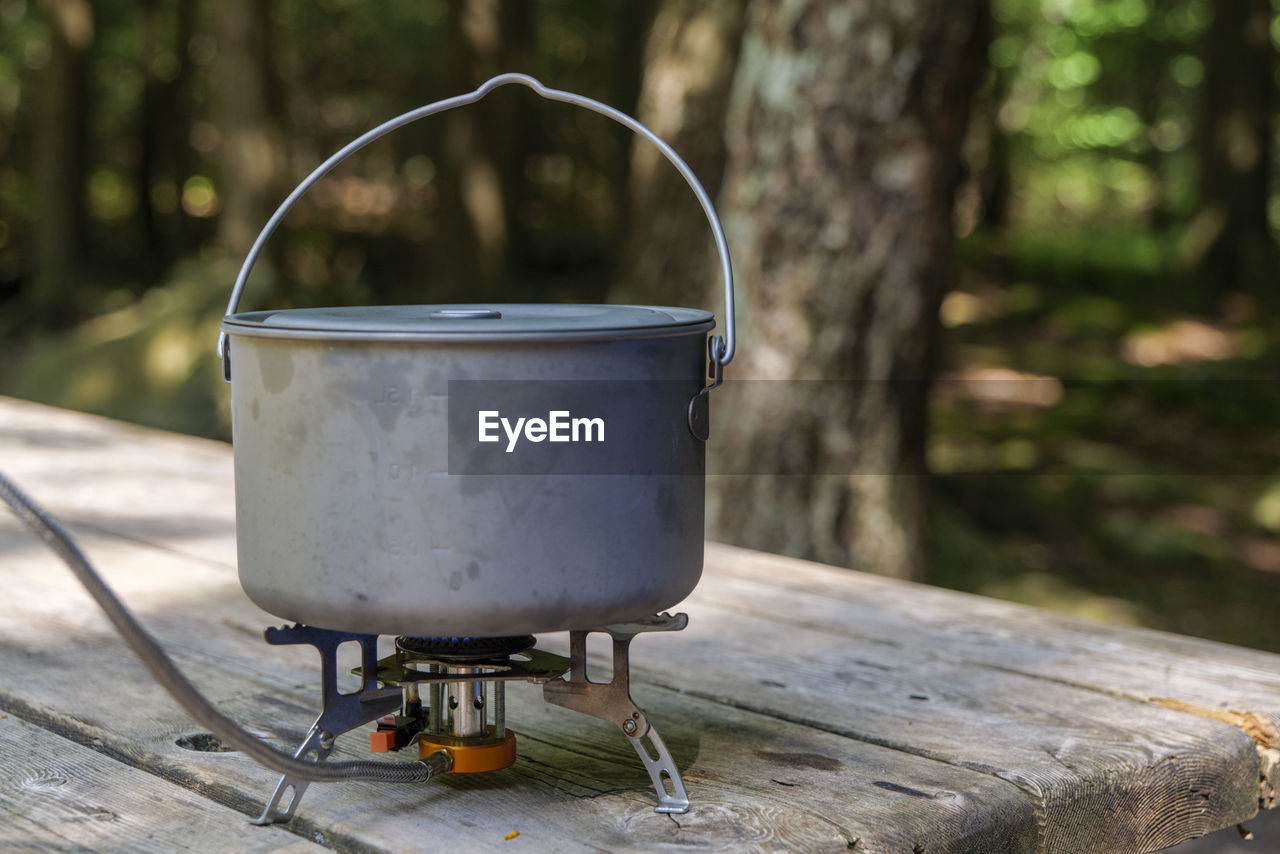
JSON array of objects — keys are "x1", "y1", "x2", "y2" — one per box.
[{"x1": 217, "y1": 72, "x2": 735, "y2": 383}]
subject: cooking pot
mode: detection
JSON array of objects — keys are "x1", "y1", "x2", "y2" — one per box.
[{"x1": 219, "y1": 74, "x2": 735, "y2": 637}]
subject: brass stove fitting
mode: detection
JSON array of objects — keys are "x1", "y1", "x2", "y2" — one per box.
[{"x1": 416, "y1": 730, "x2": 517, "y2": 774}]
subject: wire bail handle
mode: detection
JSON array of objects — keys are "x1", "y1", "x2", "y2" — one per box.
[{"x1": 217, "y1": 72, "x2": 736, "y2": 383}]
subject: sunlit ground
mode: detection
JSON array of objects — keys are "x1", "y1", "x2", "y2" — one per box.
[{"x1": 931, "y1": 229, "x2": 1280, "y2": 651}]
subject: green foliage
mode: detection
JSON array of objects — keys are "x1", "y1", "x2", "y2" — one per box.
[
  {"x1": 933, "y1": 240, "x2": 1280, "y2": 649},
  {"x1": 941, "y1": 0, "x2": 1280, "y2": 649},
  {"x1": 0, "y1": 0, "x2": 640, "y2": 323},
  {"x1": 984, "y1": 0, "x2": 1214, "y2": 231},
  {"x1": 3, "y1": 254, "x2": 235, "y2": 438}
]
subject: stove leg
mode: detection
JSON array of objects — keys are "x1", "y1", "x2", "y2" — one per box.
[
  {"x1": 542, "y1": 612, "x2": 691, "y2": 814},
  {"x1": 626, "y1": 721, "x2": 688, "y2": 814},
  {"x1": 254, "y1": 721, "x2": 331, "y2": 825},
  {"x1": 252, "y1": 624, "x2": 402, "y2": 824}
]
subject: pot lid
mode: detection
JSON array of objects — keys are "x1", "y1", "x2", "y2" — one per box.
[{"x1": 221, "y1": 304, "x2": 714, "y2": 343}]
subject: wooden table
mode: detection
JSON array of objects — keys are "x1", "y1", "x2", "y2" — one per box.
[{"x1": 3, "y1": 395, "x2": 1280, "y2": 853}]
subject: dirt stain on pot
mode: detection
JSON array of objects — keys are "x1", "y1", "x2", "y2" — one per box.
[{"x1": 257, "y1": 346, "x2": 295, "y2": 394}]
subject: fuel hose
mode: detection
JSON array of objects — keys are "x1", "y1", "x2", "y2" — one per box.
[{"x1": 0, "y1": 469, "x2": 449, "y2": 784}]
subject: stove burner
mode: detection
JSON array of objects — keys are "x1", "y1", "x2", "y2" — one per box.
[
  {"x1": 396, "y1": 634, "x2": 535, "y2": 661},
  {"x1": 254, "y1": 615, "x2": 690, "y2": 824}
]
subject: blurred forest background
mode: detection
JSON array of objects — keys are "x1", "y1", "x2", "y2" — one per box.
[{"x1": 3, "y1": 0, "x2": 1280, "y2": 651}]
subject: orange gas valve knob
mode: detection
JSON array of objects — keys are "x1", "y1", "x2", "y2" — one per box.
[
  {"x1": 416, "y1": 731, "x2": 516, "y2": 774},
  {"x1": 368, "y1": 729, "x2": 397, "y2": 753}
]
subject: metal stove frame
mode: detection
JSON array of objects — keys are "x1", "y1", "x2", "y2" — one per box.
[{"x1": 253, "y1": 613, "x2": 689, "y2": 824}]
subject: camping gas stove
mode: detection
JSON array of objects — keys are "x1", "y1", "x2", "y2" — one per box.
[{"x1": 253, "y1": 613, "x2": 690, "y2": 824}]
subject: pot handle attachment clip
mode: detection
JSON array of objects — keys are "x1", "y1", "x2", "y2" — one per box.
[{"x1": 217, "y1": 73, "x2": 737, "y2": 415}]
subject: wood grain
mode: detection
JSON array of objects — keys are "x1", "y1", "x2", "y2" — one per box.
[
  {"x1": 700, "y1": 542, "x2": 1280, "y2": 807},
  {"x1": 4, "y1": 395, "x2": 1280, "y2": 853},
  {"x1": 0, "y1": 519, "x2": 1039, "y2": 853},
  {"x1": 703, "y1": 541, "x2": 1280, "y2": 731},
  {"x1": 0, "y1": 713, "x2": 326, "y2": 853},
  {"x1": 1, "y1": 396, "x2": 237, "y2": 567},
  {"x1": 542, "y1": 605, "x2": 1260, "y2": 854}
]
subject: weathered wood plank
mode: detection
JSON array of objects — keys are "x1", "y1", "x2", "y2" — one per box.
[
  {"x1": 1, "y1": 396, "x2": 237, "y2": 567},
  {"x1": 541, "y1": 607, "x2": 1260, "y2": 854},
  {"x1": 0, "y1": 518, "x2": 1247, "y2": 854},
  {"x1": 0, "y1": 520, "x2": 1040, "y2": 853},
  {"x1": 5, "y1": 395, "x2": 1279, "y2": 852},
  {"x1": 704, "y1": 542, "x2": 1280, "y2": 728},
  {"x1": 700, "y1": 543, "x2": 1280, "y2": 805},
  {"x1": 0, "y1": 713, "x2": 326, "y2": 853},
  {"x1": 12, "y1": 393, "x2": 1280, "y2": 758}
]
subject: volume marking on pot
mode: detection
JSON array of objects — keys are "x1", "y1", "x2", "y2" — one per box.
[
  {"x1": 382, "y1": 536, "x2": 419, "y2": 558},
  {"x1": 374, "y1": 384, "x2": 409, "y2": 407},
  {"x1": 387, "y1": 462, "x2": 424, "y2": 482}
]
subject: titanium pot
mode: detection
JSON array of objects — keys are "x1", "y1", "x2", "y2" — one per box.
[{"x1": 218, "y1": 74, "x2": 736, "y2": 637}]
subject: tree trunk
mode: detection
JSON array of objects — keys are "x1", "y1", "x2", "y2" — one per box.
[
  {"x1": 435, "y1": 0, "x2": 521, "y2": 300},
  {"x1": 134, "y1": 0, "x2": 162, "y2": 279},
  {"x1": 495, "y1": 1, "x2": 536, "y2": 280},
  {"x1": 614, "y1": 0, "x2": 747, "y2": 307},
  {"x1": 1186, "y1": 0, "x2": 1275, "y2": 294},
  {"x1": 708, "y1": 0, "x2": 988, "y2": 580},
  {"x1": 30, "y1": 0, "x2": 93, "y2": 326},
  {"x1": 173, "y1": 0, "x2": 198, "y2": 252},
  {"x1": 132, "y1": 0, "x2": 194, "y2": 274},
  {"x1": 605, "y1": 0, "x2": 657, "y2": 253},
  {"x1": 214, "y1": 0, "x2": 287, "y2": 259},
  {"x1": 975, "y1": 66, "x2": 1011, "y2": 233}
]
